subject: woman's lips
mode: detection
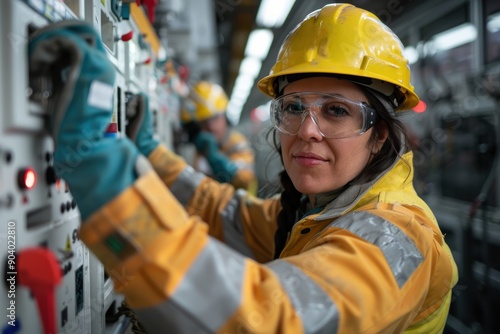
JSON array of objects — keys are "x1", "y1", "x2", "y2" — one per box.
[{"x1": 293, "y1": 152, "x2": 328, "y2": 166}]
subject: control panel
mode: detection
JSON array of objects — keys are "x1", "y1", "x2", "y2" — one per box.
[{"x1": 0, "y1": 0, "x2": 178, "y2": 333}]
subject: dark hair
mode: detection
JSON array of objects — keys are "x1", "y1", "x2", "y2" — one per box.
[{"x1": 271, "y1": 86, "x2": 411, "y2": 258}]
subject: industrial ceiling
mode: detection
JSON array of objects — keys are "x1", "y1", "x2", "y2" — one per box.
[{"x1": 153, "y1": 0, "x2": 425, "y2": 125}]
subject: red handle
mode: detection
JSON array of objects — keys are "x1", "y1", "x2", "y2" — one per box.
[{"x1": 18, "y1": 248, "x2": 62, "y2": 334}]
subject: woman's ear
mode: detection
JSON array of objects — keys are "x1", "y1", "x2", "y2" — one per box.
[
  {"x1": 372, "y1": 123, "x2": 388, "y2": 154},
  {"x1": 378, "y1": 124, "x2": 389, "y2": 142}
]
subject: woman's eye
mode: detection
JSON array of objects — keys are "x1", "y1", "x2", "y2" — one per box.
[
  {"x1": 326, "y1": 104, "x2": 350, "y2": 117},
  {"x1": 283, "y1": 101, "x2": 304, "y2": 114}
]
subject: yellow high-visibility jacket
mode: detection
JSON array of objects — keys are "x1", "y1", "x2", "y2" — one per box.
[
  {"x1": 80, "y1": 145, "x2": 458, "y2": 334},
  {"x1": 194, "y1": 129, "x2": 257, "y2": 194}
]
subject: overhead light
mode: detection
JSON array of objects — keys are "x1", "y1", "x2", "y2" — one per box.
[
  {"x1": 404, "y1": 46, "x2": 419, "y2": 64},
  {"x1": 431, "y1": 23, "x2": 477, "y2": 52},
  {"x1": 227, "y1": 103, "x2": 244, "y2": 125},
  {"x1": 227, "y1": 97, "x2": 246, "y2": 125},
  {"x1": 256, "y1": 0, "x2": 296, "y2": 28},
  {"x1": 487, "y1": 12, "x2": 500, "y2": 33},
  {"x1": 245, "y1": 29, "x2": 274, "y2": 59},
  {"x1": 239, "y1": 57, "x2": 262, "y2": 79},
  {"x1": 228, "y1": 27, "x2": 274, "y2": 125},
  {"x1": 233, "y1": 74, "x2": 254, "y2": 97},
  {"x1": 227, "y1": 74, "x2": 255, "y2": 124}
]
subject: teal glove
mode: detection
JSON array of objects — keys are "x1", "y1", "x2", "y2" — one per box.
[
  {"x1": 29, "y1": 20, "x2": 138, "y2": 221},
  {"x1": 193, "y1": 131, "x2": 237, "y2": 182},
  {"x1": 125, "y1": 92, "x2": 159, "y2": 157}
]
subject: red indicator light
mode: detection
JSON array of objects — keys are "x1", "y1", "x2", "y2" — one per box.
[
  {"x1": 18, "y1": 168, "x2": 37, "y2": 190},
  {"x1": 413, "y1": 100, "x2": 427, "y2": 113}
]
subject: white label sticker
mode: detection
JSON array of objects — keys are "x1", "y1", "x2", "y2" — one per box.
[
  {"x1": 88, "y1": 81, "x2": 114, "y2": 110},
  {"x1": 75, "y1": 244, "x2": 83, "y2": 267}
]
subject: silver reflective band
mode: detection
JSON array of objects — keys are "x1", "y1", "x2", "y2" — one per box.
[
  {"x1": 220, "y1": 188, "x2": 256, "y2": 258},
  {"x1": 234, "y1": 160, "x2": 255, "y2": 172},
  {"x1": 170, "y1": 165, "x2": 205, "y2": 206},
  {"x1": 330, "y1": 211, "x2": 423, "y2": 288},
  {"x1": 136, "y1": 238, "x2": 246, "y2": 333},
  {"x1": 267, "y1": 260, "x2": 339, "y2": 334},
  {"x1": 225, "y1": 141, "x2": 252, "y2": 155},
  {"x1": 270, "y1": 92, "x2": 376, "y2": 139}
]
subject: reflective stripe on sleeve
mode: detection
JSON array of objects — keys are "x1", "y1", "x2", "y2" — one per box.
[
  {"x1": 234, "y1": 160, "x2": 255, "y2": 172},
  {"x1": 267, "y1": 260, "x2": 339, "y2": 334},
  {"x1": 220, "y1": 188, "x2": 256, "y2": 259},
  {"x1": 225, "y1": 141, "x2": 252, "y2": 155},
  {"x1": 170, "y1": 165, "x2": 205, "y2": 206},
  {"x1": 134, "y1": 238, "x2": 245, "y2": 333},
  {"x1": 331, "y1": 211, "x2": 423, "y2": 288}
]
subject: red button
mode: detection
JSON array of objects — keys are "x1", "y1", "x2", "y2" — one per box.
[{"x1": 18, "y1": 168, "x2": 36, "y2": 190}]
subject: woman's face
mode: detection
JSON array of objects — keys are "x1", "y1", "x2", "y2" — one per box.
[
  {"x1": 279, "y1": 77, "x2": 385, "y2": 196},
  {"x1": 200, "y1": 113, "x2": 227, "y2": 143}
]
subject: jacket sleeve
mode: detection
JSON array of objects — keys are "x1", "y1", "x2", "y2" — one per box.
[
  {"x1": 148, "y1": 144, "x2": 279, "y2": 263},
  {"x1": 78, "y1": 170, "x2": 300, "y2": 334},
  {"x1": 222, "y1": 131, "x2": 257, "y2": 194}
]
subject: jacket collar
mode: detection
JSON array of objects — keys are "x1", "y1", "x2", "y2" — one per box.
[{"x1": 314, "y1": 151, "x2": 414, "y2": 220}]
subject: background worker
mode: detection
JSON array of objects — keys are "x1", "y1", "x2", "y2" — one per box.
[
  {"x1": 181, "y1": 81, "x2": 257, "y2": 194},
  {"x1": 32, "y1": 3, "x2": 457, "y2": 333}
]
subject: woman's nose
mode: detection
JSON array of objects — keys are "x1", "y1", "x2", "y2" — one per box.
[{"x1": 297, "y1": 112, "x2": 324, "y2": 141}]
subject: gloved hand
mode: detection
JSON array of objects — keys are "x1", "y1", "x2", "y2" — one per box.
[
  {"x1": 29, "y1": 20, "x2": 138, "y2": 221},
  {"x1": 182, "y1": 121, "x2": 201, "y2": 143},
  {"x1": 125, "y1": 92, "x2": 159, "y2": 157},
  {"x1": 193, "y1": 131, "x2": 237, "y2": 182}
]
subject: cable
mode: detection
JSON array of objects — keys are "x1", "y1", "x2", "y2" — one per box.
[{"x1": 106, "y1": 300, "x2": 149, "y2": 334}]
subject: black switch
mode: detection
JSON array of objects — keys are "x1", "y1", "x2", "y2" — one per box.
[{"x1": 45, "y1": 166, "x2": 57, "y2": 185}]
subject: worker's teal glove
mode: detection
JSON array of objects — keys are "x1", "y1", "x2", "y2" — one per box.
[
  {"x1": 125, "y1": 93, "x2": 159, "y2": 157},
  {"x1": 193, "y1": 131, "x2": 237, "y2": 182},
  {"x1": 29, "y1": 20, "x2": 138, "y2": 221}
]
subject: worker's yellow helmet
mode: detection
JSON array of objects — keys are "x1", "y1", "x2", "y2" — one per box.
[
  {"x1": 257, "y1": 3, "x2": 419, "y2": 111},
  {"x1": 181, "y1": 81, "x2": 229, "y2": 122}
]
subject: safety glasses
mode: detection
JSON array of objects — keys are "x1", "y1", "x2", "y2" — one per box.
[{"x1": 270, "y1": 92, "x2": 377, "y2": 139}]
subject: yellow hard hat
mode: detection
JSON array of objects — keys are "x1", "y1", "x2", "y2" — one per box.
[
  {"x1": 257, "y1": 3, "x2": 419, "y2": 111},
  {"x1": 181, "y1": 81, "x2": 229, "y2": 122}
]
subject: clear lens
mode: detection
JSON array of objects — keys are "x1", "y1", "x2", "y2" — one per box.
[{"x1": 270, "y1": 92, "x2": 376, "y2": 139}]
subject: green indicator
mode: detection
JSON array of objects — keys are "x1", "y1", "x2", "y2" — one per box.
[
  {"x1": 104, "y1": 232, "x2": 136, "y2": 260},
  {"x1": 106, "y1": 235, "x2": 124, "y2": 254}
]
